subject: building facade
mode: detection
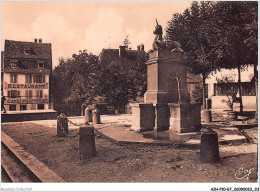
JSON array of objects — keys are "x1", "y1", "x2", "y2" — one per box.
[
  {"x1": 98, "y1": 45, "x2": 148, "y2": 114},
  {"x1": 206, "y1": 67, "x2": 256, "y2": 110},
  {"x1": 1, "y1": 39, "x2": 52, "y2": 111}
]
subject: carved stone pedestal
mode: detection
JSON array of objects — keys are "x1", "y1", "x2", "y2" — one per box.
[
  {"x1": 130, "y1": 103, "x2": 154, "y2": 132},
  {"x1": 153, "y1": 103, "x2": 169, "y2": 131},
  {"x1": 130, "y1": 49, "x2": 202, "y2": 133},
  {"x1": 168, "y1": 103, "x2": 201, "y2": 133},
  {"x1": 144, "y1": 50, "x2": 190, "y2": 104}
]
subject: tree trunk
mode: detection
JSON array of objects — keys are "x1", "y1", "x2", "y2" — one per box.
[
  {"x1": 254, "y1": 63, "x2": 258, "y2": 120},
  {"x1": 237, "y1": 66, "x2": 243, "y2": 115},
  {"x1": 202, "y1": 74, "x2": 207, "y2": 110}
]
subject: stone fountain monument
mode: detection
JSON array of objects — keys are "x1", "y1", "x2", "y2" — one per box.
[{"x1": 131, "y1": 20, "x2": 201, "y2": 133}]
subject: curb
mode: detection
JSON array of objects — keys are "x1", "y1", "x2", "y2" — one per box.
[
  {"x1": 95, "y1": 125, "x2": 248, "y2": 149},
  {"x1": 1, "y1": 131, "x2": 65, "y2": 182}
]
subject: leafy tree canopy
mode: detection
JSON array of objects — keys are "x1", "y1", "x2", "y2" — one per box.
[
  {"x1": 166, "y1": 1, "x2": 257, "y2": 74},
  {"x1": 166, "y1": 1, "x2": 218, "y2": 77},
  {"x1": 53, "y1": 49, "x2": 147, "y2": 108},
  {"x1": 52, "y1": 50, "x2": 100, "y2": 105},
  {"x1": 98, "y1": 52, "x2": 147, "y2": 107}
]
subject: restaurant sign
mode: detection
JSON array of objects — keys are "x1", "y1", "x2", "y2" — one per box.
[
  {"x1": 6, "y1": 98, "x2": 49, "y2": 104},
  {"x1": 4, "y1": 83, "x2": 48, "y2": 89}
]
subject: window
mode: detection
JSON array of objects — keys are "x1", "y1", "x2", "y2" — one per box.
[
  {"x1": 25, "y1": 90, "x2": 33, "y2": 98},
  {"x1": 24, "y1": 49, "x2": 31, "y2": 55},
  {"x1": 215, "y1": 83, "x2": 238, "y2": 96},
  {"x1": 24, "y1": 48, "x2": 35, "y2": 55},
  {"x1": 37, "y1": 104, "x2": 44, "y2": 110},
  {"x1": 10, "y1": 74, "x2": 17, "y2": 83},
  {"x1": 36, "y1": 76, "x2": 41, "y2": 83},
  {"x1": 37, "y1": 60, "x2": 45, "y2": 68},
  {"x1": 242, "y1": 83, "x2": 256, "y2": 96},
  {"x1": 8, "y1": 90, "x2": 20, "y2": 98},
  {"x1": 33, "y1": 75, "x2": 45, "y2": 83},
  {"x1": 9, "y1": 105, "x2": 16, "y2": 111},
  {"x1": 36, "y1": 90, "x2": 43, "y2": 98},
  {"x1": 38, "y1": 63, "x2": 44, "y2": 68},
  {"x1": 21, "y1": 105, "x2": 27, "y2": 110},
  {"x1": 11, "y1": 62, "x2": 18, "y2": 68},
  {"x1": 26, "y1": 75, "x2": 32, "y2": 83},
  {"x1": 10, "y1": 60, "x2": 18, "y2": 68}
]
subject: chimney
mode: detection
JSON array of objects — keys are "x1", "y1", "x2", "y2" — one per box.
[
  {"x1": 34, "y1": 38, "x2": 37, "y2": 43},
  {"x1": 39, "y1": 38, "x2": 42, "y2": 43},
  {"x1": 119, "y1": 45, "x2": 126, "y2": 58},
  {"x1": 137, "y1": 45, "x2": 140, "y2": 51},
  {"x1": 140, "y1": 43, "x2": 144, "y2": 51}
]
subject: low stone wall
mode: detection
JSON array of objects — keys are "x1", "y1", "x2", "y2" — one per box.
[
  {"x1": 211, "y1": 96, "x2": 256, "y2": 110},
  {"x1": 1, "y1": 110, "x2": 58, "y2": 123}
]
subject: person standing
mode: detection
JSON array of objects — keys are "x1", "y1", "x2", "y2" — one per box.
[{"x1": 1, "y1": 96, "x2": 6, "y2": 113}]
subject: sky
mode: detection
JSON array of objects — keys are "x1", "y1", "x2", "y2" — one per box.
[{"x1": 1, "y1": 1, "x2": 192, "y2": 68}]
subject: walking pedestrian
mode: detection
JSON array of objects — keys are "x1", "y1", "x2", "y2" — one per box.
[{"x1": 1, "y1": 95, "x2": 6, "y2": 113}]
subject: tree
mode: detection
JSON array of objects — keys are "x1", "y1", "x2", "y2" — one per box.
[
  {"x1": 166, "y1": 1, "x2": 258, "y2": 115},
  {"x1": 243, "y1": 4, "x2": 258, "y2": 120},
  {"x1": 166, "y1": 1, "x2": 219, "y2": 109},
  {"x1": 53, "y1": 48, "x2": 147, "y2": 112},
  {"x1": 212, "y1": 1, "x2": 258, "y2": 115},
  {"x1": 98, "y1": 52, "x2": 147, "y2": 109},
  {"x1": 216, "y1": 76, "x2": 238, "y2": 111},
  {"x1": 52, "y1": 50, "x2": 100, "y2": 105},
  {"x1": 52, "y1": 57, "x2": 72, "y2": 104},
  {"x1": 192, "y1": 83, "x2": 208, "y2": 103}
]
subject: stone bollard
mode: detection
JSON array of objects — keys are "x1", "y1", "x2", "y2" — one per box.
[
  {"x1": 81, "y1": 104, "x2": 86, "y2": 116},
  {"x1": 202, "y1": 109, "x2": 212, "y2": 123},
  {"x1": 84, "y1": 107, "x2": 93, "y2": 123},
  {"x1": 115, "y1": 108, "x2": 119, "y2": 115},
  {"x1": 200, "y1": 128, "x2": 220, "y2": 163},
  {"x1": 79, "y1": 125, "x2": 96, "y2": 160},
  {"x1": 57, "y1": 113, "x2": 69, "y2": 137},
  {"x1": 92, "y1": 108, "x2": 101, "y2": 125}
]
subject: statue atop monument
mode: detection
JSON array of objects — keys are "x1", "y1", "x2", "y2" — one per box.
[{"x1": 151, "y1": 19, "x2": 183, "y2": 53}]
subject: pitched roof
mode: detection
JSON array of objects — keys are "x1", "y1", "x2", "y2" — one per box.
[
  {"x1": 99, "y1": 48, "x2": 147, "y2": 65},
  {"x1": 4, "y1": 40, "x2": 51, "y2": 59},
  {"x1": 99, "y1": 49, "x2": 119, "y2": 65}
]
